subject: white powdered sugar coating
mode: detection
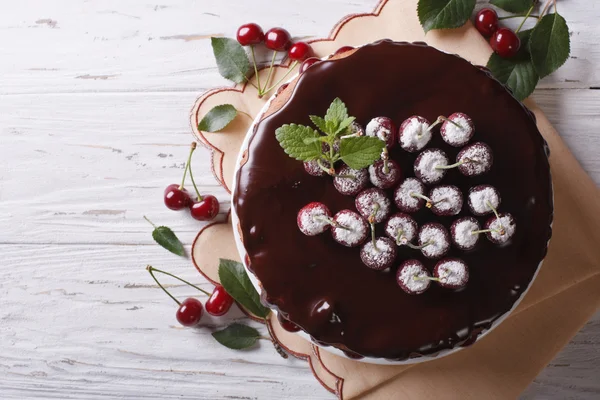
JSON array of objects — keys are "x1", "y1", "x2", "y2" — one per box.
[
  {"x1": 394, "y1": 178, "x2": 426, "y2": 212},
  {"x1": 368, "y1": 161, "x2": 400, "y2": 189},
  {"x1": 436, "y1": 259, "x2": 469, "y2": 287},
  {"x1": 333, "y1": 166, "x2": 368, "y2": 196},
  {"x1": 400, "y1": 117, "x2": 431, "y2": 152},
  {"x1": 452, "y1": 218, "x2": 480, "y2": 250},
  {"x1": 415, "y1": 149, "x2": 448, "y2": 184},
  {"x1": 468, "y1": 185, "x2": 501, "y2": 215},
  {"x1": 418, "y1": 224, "x2": 450, "y2": 259},
  {"x1": 397, "y1": 261, "x2": 430, "y2": 294},
  {"x1": 297, "y1": 203, "x2": 331, "y2": 236},
  {"x1": 366, "y1": 117, "x2": 392, "y2": 143},
  {"x1": 487, "y1": 214, "x2": 516, "y2": 243},
  {"x1": 332, "y1": 211, "x2": 368, "y2": 247},
  {"x1": 430, "y1": 185, "x2": 463, "y2": 215},
  {"x1": 355, "y1": 189, "x2": 392, "y2": 223},
  {"x1": 457, "y1": 142, "x2": 492, "y2": 176},
  {"x1": 441, "y1": 114, "x2": 473, "y2": 147},
  {"x1": 360, "y1": 238, "x2": 396, "y2": 270},
  {"x1": 349, "y1": 121, "x2": 365, "y2": 136},
  {"x1": 385, "y1": 214, "x2": 417, "y2": 244},
  {"x1": 303, "y1": 159, "x2": 327, "y2": 177}
]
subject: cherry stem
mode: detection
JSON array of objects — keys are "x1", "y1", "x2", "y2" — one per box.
[
  {"x1": 498, "y1": 14, "x2": 539, "y2": 20},
  {"x1": 471, "y1": 228, "x2": 503, "y2": 235},
  {"x1": 516, "y1": 4, "x2": 535, "y2": 33},
  {"x1": 147, "y1": 265, "x2": 212, "y2": 297},
  {"x1": 540, "y1": 0, "x2": 555, "y2": 20},
  {"x1": 485, "y1": 200, "x2": 505, "y2": 232},
  {"x1": 261, "y1": 51, "x2": 278, "y2": 97},
  {"x1": 186, "y1": 143, "x2": 202, "y2": 201},
  {"x1": 382, "y1": 148, "x2": 390, "y2": 174},
  {"x1": 406, "y1": 240, "x2": 433, "y2": 250},
  {"x1": 180, "y1": 142, "x2": 196, "y2": 189},
  {"x1": 250, "y1": 45, "x2": 262, "y2": 93},
  {"x1": 435, "y1": 160, "x2": 464, "y2": 170},
  {"x1": 146, "y1": 265, "x2": 181, "y2": 306},
  {"x1": 237, "y1": 110, "x2": 253, "y2": 120},
  {"x1": 143, "y1": 215, "x2": 157, "y2": 229},
  {"x1": 368, "y1": 203, "x2": 380, "y2": 250},
  {"x1": 314, "y1": 216, "x2": 350, "y2": 231},
  {"x1": 263, "y1": 60, "x2": 299, "y2": 94},
  {"x1": 395, "y1": 229, "x2": 407, "y2": 246},
  {"x1": 317, "y1": 159, "x2": 334, "y2": 176},
  {"x1": 413, "y1": 275, "x2": 441, "y2": 282},
  {"x1": 410, "y1": 192, "x2": 433, "y2": 208}
]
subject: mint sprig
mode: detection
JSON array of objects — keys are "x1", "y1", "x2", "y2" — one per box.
[{"x1": 275, "y1": 98, "x2": 383, "y2": 173}]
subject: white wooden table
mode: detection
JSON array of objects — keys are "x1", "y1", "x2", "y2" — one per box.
[{"x1": 1, "y1": 1, "x2": 598, "y2": 398}]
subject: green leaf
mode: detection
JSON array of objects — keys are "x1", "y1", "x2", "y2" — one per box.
[
  {"x1": 490, "y1": 0, "x2": 533, "y2": 13},
  {"x1": 487, "y1": 30, "x2": 539, "y2": 100},
  {"x1": 417, "y1": 0, "x2": 476, "y2": 33},
  {"x1": 212, "y1": 323, "x2": 260, "y2": 350},
  {"x1": 198, "y1": 104, "x2": 238, "y2": 132},
  {"x1": 529, "y1": 12, "x2": 570, "y2": 78},
  {"x1": 339, "y1": 136, "x2": 384, "y2": 170},
  {"x1": 275, "y1": 124, "x2": 323, "y2": 161},
  {"x1": 211, "y1": 37, "x2": 250, "y2": 84},
  {"x1": 218, "y1": 259, "x2": 270, "y2": 318},
  {"x1": 334, "y1": 117, "x2": 356, "y2": 136},
  {"x1": 152, "y1": 226, "x2": 185, "y2": 257},
  {"x1": 324, "y1": 98, "x2": 349, "y2": 124},
  {"x1": 309, "y1": 115, "x2": 329, "y2": 134}
]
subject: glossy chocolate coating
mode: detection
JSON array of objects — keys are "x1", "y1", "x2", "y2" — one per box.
[{"x1": 234, "y1": 40, "x2": 553, "y2": 359}]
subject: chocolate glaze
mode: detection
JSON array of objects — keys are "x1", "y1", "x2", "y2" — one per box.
[{"x1": 234, "y1": 40, "x2": 553, "y2": 359}]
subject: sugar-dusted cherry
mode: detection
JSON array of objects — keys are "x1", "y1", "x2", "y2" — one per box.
[
  {"x1": 398, "y1": 116, "x2": 432, "y2": 153},
  {"x1": 189, "y1": 195, "x2": 220, "y2": 221},
  {"x1": 418, "y1": 222, "x2": 450, "y2": 259},
  {"x1": 333, "y1": 165, "x2": 369, "y2": 196},
  {"x1": 355, "y1": 188, "x2": 392, "y2": 224},
  {"x1": 176, "y1": 297, "x2": 204, "y2": 327},
  {"x1": 360, "y1": 237, "x2": 397, "y2": 270},
  {"x1": 366, "y1": 117, "x2": 396, "y2": 148},
  {"x1": 451, "y1": 216, "x2": 481, "y2": 251},
  {"x1": 164, "y1": 184, "x2": 191, "y2": 210},
  {"x1": 331, "y1": 210, "x2": 369, "y2": 247},
  {"x1": 397, "y1": 259, "x2": 431, "y2": 295},
  {"x1": 484, "y1": 212, "x2": 516, "y2": 244},
  {"x1": 414, "y1": 148, "x2": 449, "y2": 185},
  {"x1": 205, "y1": 285, "x2": 235, "y2": 316},
  {"x1": 297, "y1": 202, "x2": 332, "y2": 236},
  {"x1": 368, "y1": 159, "x2": 401, "y2": 189},
  {"x1": 429, "y1": 185, "x2": 463, "y2": 216},
  {"x1": 265, "y1": 27, "x2": 292, "y2": 51},
  {"x1": 433, "y1": 258, "x2": 469, "y2": 289},
  {"x1": 490, "y1": 28, "x2": 520, "y2": 58},
  {"x1": 394, "y1": 177, "x2": 429, "y2": 213},
  {"x1": 440, "y1": 112, "x2": 475, "y2": 147},
  {"x1": 468, "y1": 185, "x2": 501, "y2": 216},
  {"x1": 475, "y1": 8, "x2": 499, "y2": 37},
  {"x1": 456, "y1": 142, "x2": 493, "y2": 177},
  {"x1": 288, "y1": 41, "x2": 312, "y2": 61},
  {"x1": 236, "y1": 23, "x2": 265, "y2": 46},
  {"x1": 385, "y1": 213, "x2": 418, "y2": 245}
]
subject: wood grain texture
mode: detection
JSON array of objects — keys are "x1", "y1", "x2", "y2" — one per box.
[{"x1": 0, "y1": 0, "x2": 598, "y2": 399}]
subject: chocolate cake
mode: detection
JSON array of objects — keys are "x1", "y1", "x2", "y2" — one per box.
[{"x1": 233, "y1": 40, "x2": 553, "y2": 361}]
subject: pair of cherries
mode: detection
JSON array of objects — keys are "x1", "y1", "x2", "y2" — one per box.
[{"x1": 475, "y1": 8, "x2": 521, "y2": 58}]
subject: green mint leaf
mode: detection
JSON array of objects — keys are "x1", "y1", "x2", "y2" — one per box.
[
  {"x1": 417, "y1": 0, "x2": 476, "y2": 33},
  {"x1": 275, "y1": 124, "x2": 323, "y2": 161},
  {"x1": 490, "y1": 0, "x2": 533, "y2": 13},
  {"x1": 218, "y1": 259, "x2": 270, "y2": 318},
  {"x1": 211, "y1": 37, "x2": 250, "y2": 84},
  {"x1": 198, "y1": 104, "x2": 237, "y2": 132},
  {"x1": 487, "y1": 30, "x2": 539, "y2": 100},
  {"x1": 212, "y1": 323, "x2": 260, "y2": 350},
  {"x1": 334, "y1": 117, "x2": 356, "y2": 136},
  {"x1": 325, "y1": 98, "x2": 349, "y2": 124},
  {"x1": 152, "y1": 226, "x2": 185, "y2": 257},
  {"x1": 339, "y1": 136, "x2": 384, "y2": 170},
  {"x1": 309, "y1": 115, "x2": 329, "y2": 134},
  {"x1": 529, "y1": 12, "x2": 570, "y2": 78}
]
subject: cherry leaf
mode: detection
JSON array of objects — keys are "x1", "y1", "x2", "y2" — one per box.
[
  {"x1": 490, "y1": 0, "x2": 533, "y2": 13},
  {"x1": 212, "y1": 323, "x2": 260, "y2": 350},
  {"x1": 211, "y1": 37, "x2": 250, "y2": 84},
  {"x1": 487, "y1": 30, "x2": 539, "y2": 100},
  {"x1": 529, "y1": 12, "x2": 570, "y2": 78},
  {"x1": 417, "y1": 0, "x2": 476, "y2": 33},
  {"x1": 198, "y1": 104, "x2": 237, "y2": 132},
  {"x1": 218, "y1": 259, "x2": 270, "y2": 318},
  {"x1": 144, "y1": 216, "x2": 186, "y2": 257}
]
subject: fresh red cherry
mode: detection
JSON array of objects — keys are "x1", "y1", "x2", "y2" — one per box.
[
  {"x1": 288, "y1": 41, "x2": 312, "y2": 61},
  {"x1": 189, "y1": 195, "x2": 220, "y2": 221},
  {"x1": 300, "y1": 57, "x2": 320, "y2": 73},
  {"x1": 236, "y1": 23, "x2": 264, "y2": 46},
  {"x1": 176, "y1": 298, "x2": 204, "y2": 327},
  {"x1": 277, "y1": 312, "x2": 301, "y2": 332},
  {"x1": 164, "y1": 184, "x2": 191, "y2": 210},
  {"x1": 265, "y1": 27, "x2": 292, "y2": 51},
  {"x1": 334, "y1": 46, "x2": 354, "y2": 56},
  {"x1": 475, "y1": 8, "x2": 498, "y2": 37},
  {"x1": 205, "y1": 285, "x2": 234, "y2": 316},
  {"x1": 490, "y1": 28, "x2": 520, "y2": 58}
]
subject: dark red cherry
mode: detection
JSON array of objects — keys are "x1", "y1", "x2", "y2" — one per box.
[
  {"x1": 334, "y1": 46, "x2": 354, "y2": 56},
  {"x1": 236, "y1": 23, "x2": 264, "y2": 46},
  {"x1": 288, "y1": 42, "x2": 312, "y2": 61},
  {"x1": 189, "y1": 195, "x2": 219, "y2": 221},
  {"x1": 205, "y1": 286, "x2": 234, "y2": 316},
  {"x1": 490, "y1": 28, "x2": 520, "y2": 58},
  {"x1": 164, "y1": 184, "x2": 191, "y2": 210},
  {"x1": 475, "y1": 8, "x2": 498, "y2": 37},
  {"x1": 176, "y1": 298, "x2": 204, "y2": 327},
  {"x1": 300, "y1": 57, "x2": 320, "y2": 73},
  {"x1": 265, "y1": 27, "x2": 292, "y2": 51},
  {"x1": 277, "y1": 312, "x2": 301, "y2": 332}
]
